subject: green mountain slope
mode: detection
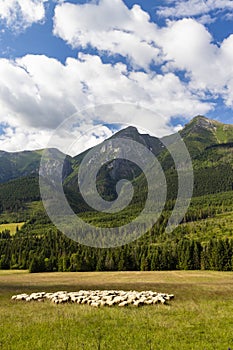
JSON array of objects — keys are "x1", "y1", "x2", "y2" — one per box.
[
  {"x1": 0, "y1": 115, "x2": 232, "y2": 224},
  {"x1": 0, "y1": 115, "x2": 232, "y2": 216},
  {"x1": 0, "y1": 116, "x2": 233, "y2": 272},
  {"x1": 183, "y1": 117, "x2": 233, "y2": 196},
  {"x1": 0, "y1": 175, "x2": 40, "y2": 213},
  {"x1": 65, "y1": 117, "x2": 222, "y2": 207},
  {"x1": 180, "y1": 115, "x2": 233, "y2": 155},
  {"x1": 0, "y1": 148, "x2": 73, "y2": 184},
  {"x1": 0, "y1": 150, "x2": 42, "y2": 183}
]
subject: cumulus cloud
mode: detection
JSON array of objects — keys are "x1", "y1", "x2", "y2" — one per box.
[
  {"x1": 0, "y1": 125, "x2": 52, "y2": 152},
  {"x1": 0, "y1": 52, "x2": 211, "y2": 153},
  {"x1": 157, "y1": 19, "x2": 233, "y2": 106},
  {"x1": 53, "y1": 0, "x2": 161, "y2": 69},
  {"x1": 52, "y1": 1, "x2": 233, "y2": 108},
  {"x1": 0, "y1": 122, "x2": 114, "y2": 156},
  {"x1": 0, "y1": 0, "x2": 48, "y2": 30},
  {"x1": 0, "y1": 0, "x2": 233, "y2": 154},
  {"x1": 157, "y1": 0, "x2": 233, "y2": 20}
]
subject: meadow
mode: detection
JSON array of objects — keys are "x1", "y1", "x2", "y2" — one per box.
[
  {"x1": 0, "y1": 270, "x2": 233, "y2": 349},
  {"x1": 0, "y1": 222, "x2": 25, "y2": 235}
]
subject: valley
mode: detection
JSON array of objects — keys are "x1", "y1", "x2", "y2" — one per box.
[{"x1": 0, "y1": 116, "x2": 232, "y2": 272}]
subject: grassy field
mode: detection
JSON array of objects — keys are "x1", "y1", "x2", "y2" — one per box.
[
  {"x1": 0, "y1": 270, "x2": 233, "y2": 350},
  {"x1": 0, "y1": 222, "x2": 25, "y2": 234},
  {"x1": 179, "y1": 211, "x2": 233, "y2": 242}
]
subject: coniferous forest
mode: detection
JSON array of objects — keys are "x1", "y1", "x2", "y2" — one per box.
[{"x1": 1, "y1": 228, "x2": 233, "y2": 273}]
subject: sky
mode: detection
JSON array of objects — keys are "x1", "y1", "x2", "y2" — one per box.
[{"x1": 0, "y1": 0, "x2": 233, "y2": 154}]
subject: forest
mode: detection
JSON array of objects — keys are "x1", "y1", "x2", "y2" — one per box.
[
  {"x1": 1, "y1": 229, "x2": 233, "y2": 273},
  {"x1": 0, "y1": 189, "x2": 232, "y2": 273}
]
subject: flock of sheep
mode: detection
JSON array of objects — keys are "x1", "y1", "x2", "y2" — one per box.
[{"x1": 11, "y1": 290, "x2": 174, "y2": 307}]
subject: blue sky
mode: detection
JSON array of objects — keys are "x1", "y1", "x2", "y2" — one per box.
[{"x1": 0, "y1": 0, "x2": 233, "y2": 153}]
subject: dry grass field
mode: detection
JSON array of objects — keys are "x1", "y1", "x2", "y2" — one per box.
[
  {"x1": 0, "y1": 270, "x2": 233, "y2": 349},
  {"x1": 0, "y1": 222, "x2": 25, "y2": 235}
]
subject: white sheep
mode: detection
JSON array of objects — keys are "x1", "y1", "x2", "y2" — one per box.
[{"x1": 11, "y1": 289, "x2": 175, "y2": 307}]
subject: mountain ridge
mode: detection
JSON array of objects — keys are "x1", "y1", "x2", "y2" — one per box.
[
  {"x1": 0, "y1": 115, "x2": 232, "y2": 176},
  {"x1": 0, "y1": 115, "x2": 232, "y2": 213}
]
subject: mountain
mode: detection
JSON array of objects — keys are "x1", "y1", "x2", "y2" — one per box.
[
  {"x1": 0, "y1": 149, "x2": 42, "y2": 183},
  {"x1": 0, "y1": 148, "x2": 73, "y2": 217},
  {"x1": 0, "y1": 115, "x2": 232, "y2": 215},
  {"x1": 0, "y1": 115, "x2": 233, "y2": 272},
  {"x1": 111, "y1": 126, "x2": 164, "y2": 156},
  {"x1": 64, "y1": 116, "x2": 233, "y2": 205},
  {"x1": 0, "y1": 148, "x2": 73, "y2": 184},
  {"x1": 64, "y1": 126, "x2": 165, "y2": 204},
  {"x1": 182, "y1": 116, "x2": 233, "y2": 196},
  {"x1": 180, "y1": 115, "x2": 233, "y2": 156}
]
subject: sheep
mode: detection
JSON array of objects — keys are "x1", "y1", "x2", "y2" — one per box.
[
  {"x1": 112, "y1": 296, "x2": 124, "y2": 304},
  {"x1": 133, "y1": 300, "x2": 143, "y2": 307},
  {"x1": 14, "y1": 294, "x2": 28, "y2": 301},
  {"x1": 118, "y1": 301, "x2": 129, "y2": 307},
  {"x1": 90, "y1": 301, "x2": 100, "y2": 307},
  {"x1": 11, "y1": 290, "x2": 174, "y2": 307}
]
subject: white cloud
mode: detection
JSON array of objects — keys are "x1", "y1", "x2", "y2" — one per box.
[
  {"x1": 0, "y1": 0, "x2": 232, "y2": 154},
  {"x1": 157, "y1": 0, "x2": 233, "y2": 20},
  {"x1": 0, "y1": 53, "x2": 212, "y2": 153},
  {"x1": 0, "y1": 0, "x2": 48, "y2": 30},
  {"x1": 0, "y1": 123, "x2": 114, "y2": 156},
  {"x1": 198, "y1": 14, "x2": 216, "y2": 25},
  {"x1": 156, "y1": 19, "x2": 233, "y2": 106},
  {"x1": 53, "y1": 0, "x2": 161, "y2": 69},
  {"x1": 0, "y1": 125, "x2": 51, "y2": 152},
  {"x1": 52, "y1": 1, "x2": 233, "y2": 109}
]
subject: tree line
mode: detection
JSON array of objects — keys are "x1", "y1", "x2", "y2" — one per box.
[{"x1": 1, "y1": 229, "x2": 233, "y2": 272}]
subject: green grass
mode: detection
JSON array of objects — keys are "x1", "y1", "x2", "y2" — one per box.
[
  {"x1": 0, "y1": 201, "x2": 42, "y2": 224},
  {"x1": 0, "y1": 222, "x2": 25, "y2": 234},
  {"x1": 215, "y1": 123, "x2": 233, "y2": 143},
  {"x1": 178, "y1": 211, "x2": 233, "y2": 242},
  {"x1": 0, "y1": 271, "x2": 233, "y2": 349}
]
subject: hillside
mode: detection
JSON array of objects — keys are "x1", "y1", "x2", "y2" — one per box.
[
  {"x1": 0, "y1": 115, "x2": 232, "y2": 220},
  {"x1": 0, "y1": 148, "x2": 73, "y2": 184},
  {"x1": 0, "y1": 115, "x2": 233, "y2": 272},
  {"x1": 0, "y1": 150, "x2": 42, "y2": 183},
  {"x1": 0, "y1": 116, "x2": 231, "y2": 218},
  {"x1": 180, "y1": 115, "x2": 233, "y2": 155}
]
